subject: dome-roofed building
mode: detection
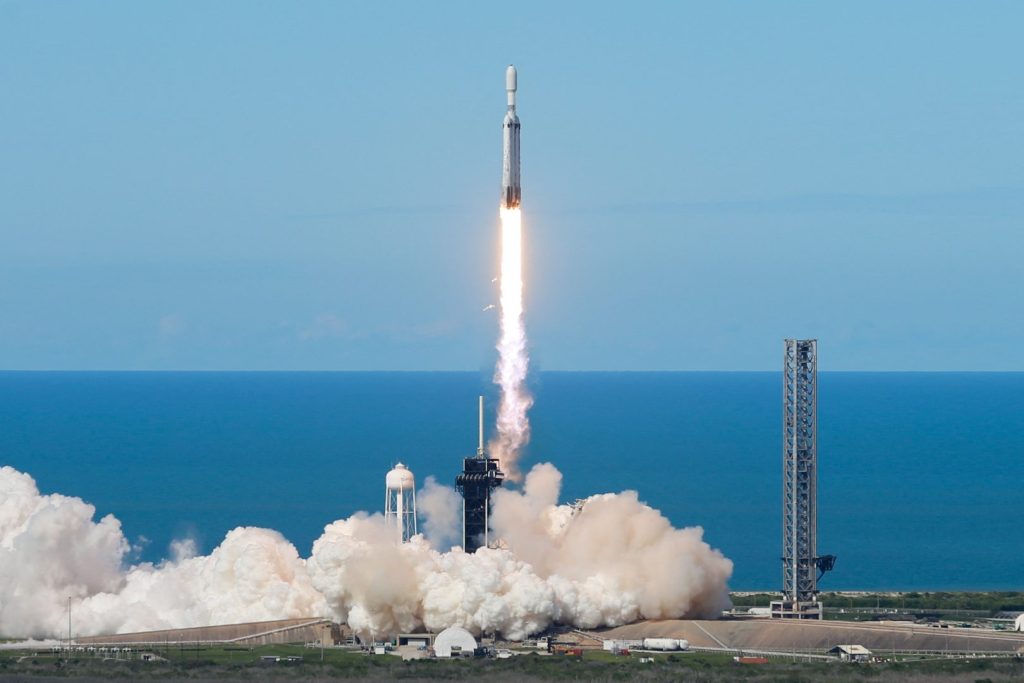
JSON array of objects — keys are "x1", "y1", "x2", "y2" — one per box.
[{"x1": 432, "y1": 626, "x2": 477, "y2": 658}]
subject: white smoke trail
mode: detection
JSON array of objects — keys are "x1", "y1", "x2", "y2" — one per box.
[
  {"x1": 491, "y1": 206, "x2": 532, "y2": 480},
  {"x1": 0, "y1": 464, "x2": 732, "y2": 640}
]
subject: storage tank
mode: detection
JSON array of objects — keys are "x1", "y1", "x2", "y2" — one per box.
[
  {"x1": 384, "y1": 463, "x2": 417, "y2": 543},
  {"x1": 642, "y1": 638, "x2": 687, "y2": 651}
]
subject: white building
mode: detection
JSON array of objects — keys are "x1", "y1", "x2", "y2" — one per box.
[
  {"x1": 432, "y1": 627, "x2": 477, "y2": 658},
  {"x1": 829, "y1": 644, "x2": 872, "y2": 663}
]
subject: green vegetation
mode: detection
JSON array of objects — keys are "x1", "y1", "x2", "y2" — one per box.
[
  {"x1": 0, "y1": 645, "x2": 1022, "y2": 682},
  {"x1": 145, "y1": 643, "x2": 363, "y2": 665}
]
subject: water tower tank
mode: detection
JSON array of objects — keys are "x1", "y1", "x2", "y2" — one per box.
[
  {"x1": 384, "y1": 463, "x2": 417, "y2": 543},
  {"x1": 386, "y1": 463, "x2": 415, "y2": 491}
]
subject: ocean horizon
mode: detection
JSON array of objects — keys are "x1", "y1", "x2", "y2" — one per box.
[{"x1": 2, "y1": 370, "x2": 1021, "y2": 592}]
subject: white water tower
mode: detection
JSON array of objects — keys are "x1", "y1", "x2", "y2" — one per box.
[{"x1": 384, "y1": 463, "x2": 417, "y2": 544}]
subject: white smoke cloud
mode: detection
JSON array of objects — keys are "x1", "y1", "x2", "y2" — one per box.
[
  {"x1": 308, "y1": 513, "x2": 422, "y2": 638},
  {"x1": 0, "y1": 466, "x2": 325, "y2": 638},
  {"x1": 490, "y1": 463, "x2": 733, "y2": 627},
  {"x1": 0, "y1": 464, "x2": 732, "y2": 641},
  {"x1": 416, "y1": 476, "x2": 462, "y2": 551},
  {"x1": 77, "y1": 527, "x2": 327, "y2": 637},
  {"x1": 0, "y1": 466, "x2": 129, "y2": 636}
]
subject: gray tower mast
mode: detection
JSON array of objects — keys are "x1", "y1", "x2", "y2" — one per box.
[{"x1": 771, "y1": 339, "x2": 834, "y2": 619}]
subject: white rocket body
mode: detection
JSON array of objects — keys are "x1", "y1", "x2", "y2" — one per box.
[{"x1": 502, "y1": 65, "x2": 521, "y2": 209}]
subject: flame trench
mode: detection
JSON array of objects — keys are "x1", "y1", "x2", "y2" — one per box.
[{"x1": 492, "y1": 207, "x2": 532, "y2": 480}]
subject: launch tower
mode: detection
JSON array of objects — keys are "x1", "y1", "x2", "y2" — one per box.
[
  {"x1": 455, "y1": 396, "x2": 504, "y2": 553},
  {"x1": 771, "y1": 339, "x2": 835, "y2": 619}
]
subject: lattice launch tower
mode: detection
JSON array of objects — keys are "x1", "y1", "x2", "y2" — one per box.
[{"x1": 771, "y1": 339, "x2": 835, "y2": 619}]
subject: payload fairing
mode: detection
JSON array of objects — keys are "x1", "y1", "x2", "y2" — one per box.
[{"x1": 501, "y1": 64, "x2": 521, "y2": 209}]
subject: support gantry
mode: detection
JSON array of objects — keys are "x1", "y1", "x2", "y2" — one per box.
[
  {"x1": 456, "y1": 396, "x2": 504, "y2": 553},
  {"x1": 772, "y1": 339, "x2": 834, "y2": 619}
]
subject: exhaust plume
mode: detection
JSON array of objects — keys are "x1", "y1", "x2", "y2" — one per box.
[
  {"x1": 491, "y1": 206, "x2": 532, "y2": 480},
  {"x1": 0, "y1": 464, "x2": 732, "y2": 640}
]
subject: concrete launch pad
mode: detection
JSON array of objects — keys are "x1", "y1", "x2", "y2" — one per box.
[
  {"x1": 76, "y1": 618, "x2": 347, "y2": 648},
  {"x1": 71, "y1": 616, "x2": 1024, "y2": 659},
  {"x1": 596, "y1": 618, "x2": 1024, "y2": 655}
]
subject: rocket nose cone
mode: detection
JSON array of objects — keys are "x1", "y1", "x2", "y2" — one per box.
[{"x1": 506, "y1": 64, "x2": 517, "y2": 92}]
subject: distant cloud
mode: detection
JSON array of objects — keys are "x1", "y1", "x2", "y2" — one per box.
[
  {"x1": 298, "y1": 313, "x2": 351, "y2": 341},
  {"x1": 410, "y1": 319, "x2": 458, "y2": 339},
  {"x1": 158, "y1": 314, "x2": 187, "y2": 339},
  {"x1": 589, "y1": 187, "x2": 1024, "y2": 219},
  {"x1": 296, "y1": 313, "x2": 457, "y2": 345}
]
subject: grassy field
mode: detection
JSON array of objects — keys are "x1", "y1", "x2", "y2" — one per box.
[{"x1": 1, "y1": 645, "x2": 1023, "y2": 682}]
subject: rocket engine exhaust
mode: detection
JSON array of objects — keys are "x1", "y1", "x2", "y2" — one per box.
[{"x1": 492, "y1": 65, "x2": 531, "y2": 481}]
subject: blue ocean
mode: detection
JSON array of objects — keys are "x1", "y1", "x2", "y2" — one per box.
[{"x1": 1, "y1": 371, "x2": 1021, "y2": 591}]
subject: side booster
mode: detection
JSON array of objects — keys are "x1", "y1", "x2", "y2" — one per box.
[{"x1": 501, "y1": 64, "x2": 521, "y2": 209}]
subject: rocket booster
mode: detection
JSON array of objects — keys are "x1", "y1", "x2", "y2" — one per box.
[{"x1": 501, "y1": 65, "x2": 521, "y2": 209}]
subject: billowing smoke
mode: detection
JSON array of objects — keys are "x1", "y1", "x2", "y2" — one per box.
[
  {"x1": 491, "y1": 206, "x2": 533, "y2": 481},
  {"x1": 414, "y1": 475, "x2": 461, "y2": 551},
  {"x1": 0, "y1": 464, "x2": 732, "y2": 640},
  {"x1": 490, "y1": 464, "x2": 733, "y2": 625},
  {"x1": 0, "y1": 466, "x2": 326, "y2": 636}
]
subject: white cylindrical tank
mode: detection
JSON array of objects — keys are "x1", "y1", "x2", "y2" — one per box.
[
  {"x1": 642, "y1": 638, "x2": 686, "y2": 651},
  {"x1": 433, "y1": 626, "x2": 477, "y2": 658},
  {"x1": 386, "y1": 463, "x2": 415, "y2": 490},
  {"x1": 1016, "y1": 614, "x2": 1024, "y2": 632},
  {"x1": 384, "y1": 463, "x2": 417, "y2": 543}
]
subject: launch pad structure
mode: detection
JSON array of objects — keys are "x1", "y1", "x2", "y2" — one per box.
[
  {"x1": 456, "y1": 397, "x2": 505, "y2": 554},
  {"x1": 772, "y1": 339, "x2": 835, "y2": 620}
]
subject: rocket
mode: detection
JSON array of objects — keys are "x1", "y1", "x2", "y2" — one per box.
[{"x1": 501, "y1": 64, "x2": 521, "y2": 209}]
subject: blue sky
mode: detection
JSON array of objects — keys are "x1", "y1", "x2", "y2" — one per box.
[{"x1": 1, "y1": 1, "x2": 1021, "y2": 370}]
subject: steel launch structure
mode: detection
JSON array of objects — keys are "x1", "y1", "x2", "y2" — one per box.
[
  {"x1": 456, "y1": 396, "x2": 505, "y2": 553},
  {"x1": 771, "y1": 339, "x2": 835, "y2": 619}
]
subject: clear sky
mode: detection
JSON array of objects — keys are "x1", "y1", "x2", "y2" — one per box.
[{"x1": 1, "y1": 1, "x2": 1021, "y2": 370}]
